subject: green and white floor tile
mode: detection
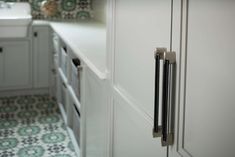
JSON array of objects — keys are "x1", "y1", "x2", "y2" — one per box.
[{"x1": 0, "y1": 95, "x2": 78, "y2": 157}]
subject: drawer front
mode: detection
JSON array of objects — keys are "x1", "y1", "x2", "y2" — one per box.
[{"x1": 72, "y1": 103, "x2": 80, "y2": 146}]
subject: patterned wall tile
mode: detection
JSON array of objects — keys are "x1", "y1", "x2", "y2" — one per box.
[{"x1": 4, "y1": 0, "x2": 92, "y2": 20}]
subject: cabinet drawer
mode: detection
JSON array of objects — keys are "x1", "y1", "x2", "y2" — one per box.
[
  {"x1": 72, "y1": 103, "x2": 80, "y2": 146},
  {"x1": 67, "y1": 90, "x2": 81, "y2": 148},
  {"x1": 57, "y1": 74, "x2": 68, "y2": 115},
  {"x1": 70, "y1": 58, "x2": 82, "y2": 100},
  {"x1": 61, "y1": 81, "x2": 67, "y2": 114},
  {"x1": 60, "y1": 47, "x2": 68, "y2": 76}
]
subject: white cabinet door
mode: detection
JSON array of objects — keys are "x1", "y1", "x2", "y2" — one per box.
[
  {"x1": 33, "y1": 26, "x2": 51, "y2": 88},
  {"x1": 112, "y1": 0, "x2": 172, "y2": 156},
  {"x1": 170, "y1": 0, "x2": 235, "y2": 157},
  {"x1": 0, "y1": 41, "x2": 31, "y2": 89}
]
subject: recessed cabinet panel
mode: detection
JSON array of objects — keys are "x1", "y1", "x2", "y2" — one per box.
[{"x1": 0, "y1": 41, "x2": 31, "y2": 88}]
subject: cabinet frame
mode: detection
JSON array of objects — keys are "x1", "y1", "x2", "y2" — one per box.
[{"x1": 32, "y1": 25, "x2": 52, "y2": 89}]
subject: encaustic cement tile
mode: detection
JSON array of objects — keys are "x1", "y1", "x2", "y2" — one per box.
[{"x1": 0, "y1": 95, "x2": 77, "y2": 157}]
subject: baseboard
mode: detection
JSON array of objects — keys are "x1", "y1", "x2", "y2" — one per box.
[{"x1": 0, "y1": 88, "x2": 50, "y2": 97}]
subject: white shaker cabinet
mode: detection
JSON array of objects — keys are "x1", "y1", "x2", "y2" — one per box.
[
  {"x1": 0, "y1": 40, "x2": 31, "y2": 90},
  {"x1": 110, "y1": 0, "x2": 172, "y2": 156},
  {"x1": 170, "y1": 0, "x2": 235, "y2": 157},
  {"x1": 32, "y1": 26, "x2": 51, "y2": 89},
  {"x1": 110, "y1": 0, "x2": 235, "y2": 157}
]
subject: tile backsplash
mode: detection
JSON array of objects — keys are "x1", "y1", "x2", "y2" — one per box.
[{"x1": 4, "y1": 0, "x2": 92, "y2": 20}]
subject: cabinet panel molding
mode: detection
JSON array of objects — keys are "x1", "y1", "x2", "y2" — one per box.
[
  {"x1": 112, "y1": 92, "x2": 166, "y2": 157},
  {"x1": 171, "y1": 0, "x2": 235, "y2": 157},
  {"x1": 0, "y1": 40, "x2": 31, "y2": 89}
]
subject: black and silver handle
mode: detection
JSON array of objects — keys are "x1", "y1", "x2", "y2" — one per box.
[
  {"x1": 72, "y1": 58, "x2": 83, "y2": 71},
  {"x1": 162, "y1": 59, "x2": 169, "y2": 142},
  {"x1": 0, "y1": 47, "x2": 3, "y2": 53},
  {"x1": 153, "y1": 51, "x2": 161, "y2": 137},
  {"x1": 153, "y1": 48, "x2": 175, "y2": 146}
]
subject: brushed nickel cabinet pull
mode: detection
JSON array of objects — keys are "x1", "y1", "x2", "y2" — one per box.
[{"x1": 153, "y1": 48, "x2": 175, "y2": 146}]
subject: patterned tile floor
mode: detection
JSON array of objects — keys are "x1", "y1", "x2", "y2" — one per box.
[{"x1": 0, "y1": 95, "x2": 78, "y2": 157}]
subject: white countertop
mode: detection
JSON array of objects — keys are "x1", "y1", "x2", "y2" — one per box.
[{"x1": 33, "y1": 20, "x2": 107, "y2": 80}]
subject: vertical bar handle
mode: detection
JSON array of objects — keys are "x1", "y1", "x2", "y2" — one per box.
[
  {"x1": 161, "y1": 51, "x2": 176, "y2": 146},
  {"x1": 153, "y1": 53, "x2": 161, "y2": 137},
  {"x1": 153, "y1": 48, "x2": 175, "y2": 146},
  {"x1": 153, "y1": 48, "x2": 166, "y2": 137},
  {"x1": 162, "y1": 60, "x2": 169, "y2": 142}
]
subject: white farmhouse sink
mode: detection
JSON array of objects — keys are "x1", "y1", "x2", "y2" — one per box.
[{"x1": 0, "y1": 2, "x2": 32, "y2": 38}]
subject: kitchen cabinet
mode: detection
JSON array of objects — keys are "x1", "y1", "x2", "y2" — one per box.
[
  {"x1": 109, "y1": 0, "x2": 235, "y2": 157},
  {"x1": 0, "y1": 40, "x2": 31, "y2": 90},
  {"x1": 49, "y1": 17, "x2": 108, "y2": 157},
  {"x1": 110, "y1": 0, "x2": 171, "y2": 156},
  {"x1": 51, "y1": 31, "x2": 86, "y2": 156},
  {"x1": 32, "y1": 26, "x2": 51, "y2": 88},
  {"x1": 169, "y1": 0, "x2": 235, "y2": 157}
]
